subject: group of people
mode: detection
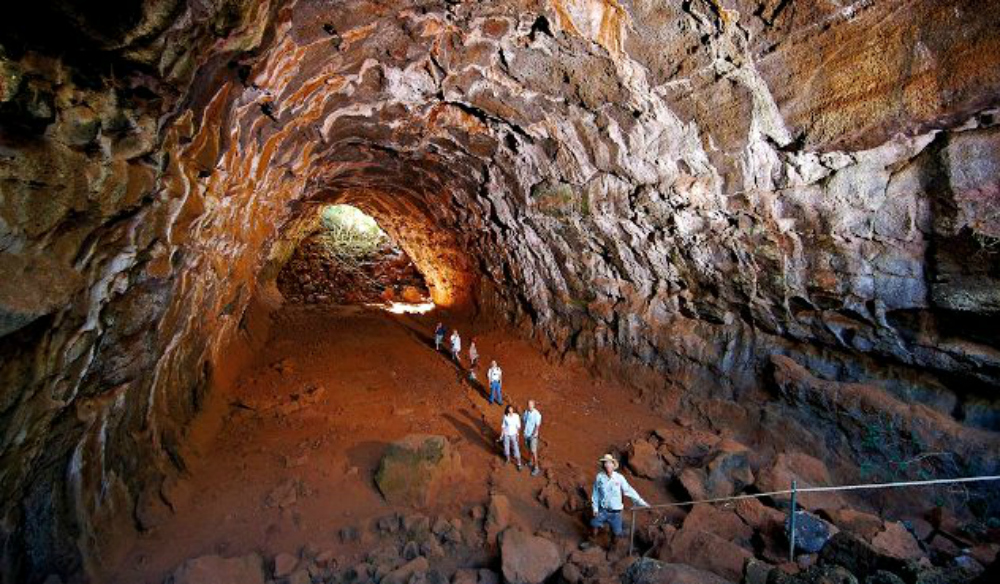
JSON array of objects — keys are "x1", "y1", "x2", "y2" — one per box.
[
  {"x1": 434, "y1": 323, "x2": 504, "y2": 405},
  {"x1": 432, "y1": 322, "x2": 649, "y2": 547},
  {"x1": 499, "y1": 400, "x2": 542, "y2": 475}
]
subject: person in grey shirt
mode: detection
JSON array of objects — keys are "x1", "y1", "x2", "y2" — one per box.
[{"x1": 591, "y1": 453, "x2": 648, "y2": 548}]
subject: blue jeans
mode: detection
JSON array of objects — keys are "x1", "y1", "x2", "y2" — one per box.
[
  {"x1": 590, "y1": 509, "x2": 624, "y2": 536},
  {"x1": 490, "y1": 381, "x2": 502, "y2": 404}
]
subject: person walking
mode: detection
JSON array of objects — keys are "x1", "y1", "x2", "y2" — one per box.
[
  {"x1": 434, "y1": 322, "x2": 446, "y2": 351},
  {"x1": 468, "y1": 338, "x2": 479, "y2": 380},
  {"x1": 591, "y1": 454, "x2": 648, "y2": 548},
  {"x1": 450, "y1": 329, "x2": 462, "y2": 364},
  {"x1": 499, "y1": 404, "x2": 523, "y2": 471},
  {"x1": 522, "y1": 400, "x2": 542, "y2": 476},
  {"x1": 487, "y1": 360, "x2": 502, "y2": 405}
]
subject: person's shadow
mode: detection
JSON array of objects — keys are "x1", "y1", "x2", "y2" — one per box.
[{"x1": 443, "y1": 409, "x2": 496, "y2": 455}]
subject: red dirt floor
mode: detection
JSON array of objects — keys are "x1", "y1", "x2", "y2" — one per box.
[{"x1": 109, "y1": 304, "x2": 675, "y2": 583}]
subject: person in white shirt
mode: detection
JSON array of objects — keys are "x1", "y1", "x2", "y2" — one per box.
[
  {"x1": 522, "y1": 400, "x2": 542, "y2": 476},
  {"x1": 487, "y1": 361, "x2": 503, "y2": 405},
  {"x1": 591, "y1": 453, "x2": 649, "y2": 547},
  {"x1": 450, "y1": 330, "x2": 462, "y2": 364},
  {"x1": 498, "y1": 404, "x2": 523, "y2": 471}
]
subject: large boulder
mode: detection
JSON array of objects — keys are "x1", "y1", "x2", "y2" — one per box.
[
  {"x1": 819, "y1": 532, "x2": 913, "y2": 580},
  {"x1": 622, "y1": 557, "x2": 734, "y2": 584},
  {"x1": 704, "y1": 440, "x2": 754, "y2": 497},
  {"x1": 756, "y1": 452, "x2": 845, "y2": 512},
  {"x1": 627, "y1": 439, "x2": 669, "y2": 479},
  {"x1": 375, "y1": 435, "x2": 462, "y2": 507},
  {"x1": 658, "y1": 528, "x2": 751, "y2": 582},
  {"x1": 682, "y1": 504, "x2": 753, "y2": 546},
  {"x1": 679, "y1": 439, "x2": 756, "y2": 500},
  {"x1": 169, "y1": 554, "x2": 266, "y2": 584},
  {"x1": 499, "y1": 528, "x2": 563, "y2": 584},
  {"x1": 653, "y1": 427, "x2": 721, "y2": 461}
]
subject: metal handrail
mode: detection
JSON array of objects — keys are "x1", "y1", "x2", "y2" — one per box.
[{"x1": 627, "y1": 474, "x2": 1000, "y2": 557}]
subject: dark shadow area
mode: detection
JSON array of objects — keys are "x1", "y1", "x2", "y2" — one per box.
[{"x1": 443, "y1": 412, "x2": 495, "y2": 455}]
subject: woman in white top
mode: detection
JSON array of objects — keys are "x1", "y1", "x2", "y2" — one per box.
[{"x1": 499, "y1": 404, "x2": 523, "y2": 470}]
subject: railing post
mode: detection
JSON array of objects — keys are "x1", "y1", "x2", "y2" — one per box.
[
  {"x1": 628, "y1": 508, "x2": 637, "y2": 556},
  {"x1": 788, "y1": 479, "x2": 798, "y2": 563}
]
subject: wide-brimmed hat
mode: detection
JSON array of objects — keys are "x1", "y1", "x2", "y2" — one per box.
[{"x1": 597, "y1": 454, "x2": 619, "y2": 469}]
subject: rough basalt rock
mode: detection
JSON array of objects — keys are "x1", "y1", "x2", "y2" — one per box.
[
  {"x1": 1, "y1": 1, "x2": 1000, "y2": 581},
  {"x1": 374, "y1": 435, "x2": 462, "y2": 508}
]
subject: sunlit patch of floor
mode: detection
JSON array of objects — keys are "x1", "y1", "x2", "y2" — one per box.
[{"x1": 372, "y1": 301, "x2": 436, "y2": 314}]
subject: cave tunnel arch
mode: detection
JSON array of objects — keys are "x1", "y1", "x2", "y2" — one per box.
[{"x1": 2, "y1": 1, "x2": 1000, "y2": 582}]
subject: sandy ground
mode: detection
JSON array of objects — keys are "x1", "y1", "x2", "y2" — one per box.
[{"x1": 109, "y1": 304, "x2": 675, "y2": 583}]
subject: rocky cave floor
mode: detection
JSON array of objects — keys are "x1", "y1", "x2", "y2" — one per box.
[{"x1": 103, "y1": 306, "x2": 999, "y2": 584}]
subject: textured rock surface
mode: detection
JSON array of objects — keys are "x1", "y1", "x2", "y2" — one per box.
[
  {"x1": 498, "y1": 528, "x2": 563, "y2": 584},
  {"x1": 374, "y1": 435, "x2": 462, "y2": 507},
  {"x1": 1, "y1": 0, "x2": 1000, "y2": 581}
]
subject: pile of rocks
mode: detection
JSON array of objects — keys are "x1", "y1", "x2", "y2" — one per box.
[
  {"x1": 616, "y1": 423, "x2": 998, "y2": 584},
  {"x1": 277, "y1": 232, "x2": 429, "y2": 305}
]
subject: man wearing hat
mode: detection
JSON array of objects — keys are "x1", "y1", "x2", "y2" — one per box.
[{"x1": 591, "y1": 453, "x2": 649, "y2": 547}]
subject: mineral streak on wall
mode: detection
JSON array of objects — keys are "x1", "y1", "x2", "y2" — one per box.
[{"x1": 0, "y1": 0, "x2": 999, "y2": 581}]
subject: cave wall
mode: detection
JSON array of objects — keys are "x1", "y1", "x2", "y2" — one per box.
[{"x1": 1, "y1": 0, "x2": 999, "y2": 581}]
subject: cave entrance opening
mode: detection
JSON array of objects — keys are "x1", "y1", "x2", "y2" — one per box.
[{"x1": 276, "y1": 204, "x2": 433, "y2": 312}]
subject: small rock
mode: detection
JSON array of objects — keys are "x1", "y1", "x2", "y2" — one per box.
[
  {"x1": 284, "y1": 568, "x2": 311, "y2": 584},
  {"x1": 403, "y1": 513, "x2": 430, "y2": 535},
  {"x1": 340, "y1": 526, "x2": 360, "y2": 543},
  {"x1": 865, "y1": 570, "x2": 906, "y2": 584},
  {"x1": 744, "y1": 558, "x2": 772, "y2": 584},
  {"x1": 315, "y1": 550, "x2": 336, "y2": 568},
  {"x1": 477, "y1": 569, "x2": 500, "y2": 584},
  {"x1": 273, "y1": 553, "x2": 299, "y2": 578},
  {"x1": 787, "y1": 511, "x2": 836, "y2": 554},
  {"x1": 421, "y1": 538, "x2": 445, "y2": 558},
  {"x1": 561, "y1": 563, "x2": 583, "y2": 584},
  {"x1": 381, "y1": 557, "x2": 429, "y2": 584},
  {"x1": 822, "y1": 508, "x2": 885, "y2": 541},
  {"x1": 676, "y1": 468, "x2": 709, "y2": 501},
  {"x1": 452, "y1": 568, "x2": 478, "y2": 584},
  {"x1": 432, "y1": 517, "x2": 451, "y2": 535},
  {"x1": 377, "y1": 514, "x2": 401, "y2": 534},
  {"x1": 265, "y1": 479, "x2": 302, "y2": 509},
  {"x1": 871, "y1": 521, "x2": 924, "y2": 561},
  {"x1": 622, "y1": 557, "x2": 732, "y2": 584},
  {"x1": 402, "y1": 540, "x2": 421, "y2": 561}
]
